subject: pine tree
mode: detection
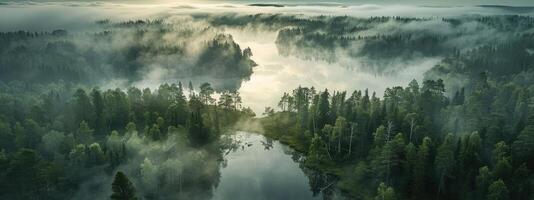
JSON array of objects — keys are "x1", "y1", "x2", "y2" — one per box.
[
  {"x1": 375, "y1": 182, "x2": 396, "y2": 200},
  {"x1": 199, "y1": 83, "x2": 215, "y2": 105},
  {"x1": 317, "y1": 89, "x2": 330, "y2": 129},
  {"x1": 148, "y1": 124, "x2": 161, "y2": 141},
  {"x1": 188, "y1": 110, "x2": 210, "y2": 146},
  {"x1": 435, "y1": 134, "x2": 455, "y2": 196},
  {"x1": 91, "y1": 88, "x2": 104, "y2": 134},
  {"x1": 512, "y1": 113, "x2": 534, "y2": 168},
  {"x1": 475, "y1": 166, "x2": 493, "y2": 199},
  {"x1": 73, "y1": 88, "x2": 95, "y2": 127},
  {"x1": 413, "y1": 137, "x2": 431, "y2": 199},
  {"x1": 188, "y1": 81, "x2": 194, "y2": 98},
  {"x1": 111, "y1": 171, "x2": 138, "y2": 200},
  {"x1": 333, "y1": 116, "x2": 346, "y2": 154},
  {"x1": 307, "y1": 135, "x2": 328, "y2": 166},
  {"x1": 77, "y1": 121, "x2": 94, "y2": 145},
  {"x1": 486, "y1": 179, "x2": 509, "y2": 200}
]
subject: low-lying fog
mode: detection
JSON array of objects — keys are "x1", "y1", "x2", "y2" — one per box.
[
  {"x1": 226, "y1": 30, "x2": 440, "y2": 114},
  {"x1": 1, "y1": 1, "x2": 533, "y2": 32},
  {"x1": 2, "y1": 1, "x2": 533, "y2": 200},
  {"x1": 1, "y1": 1, "x2": 531, "y2": 115}
]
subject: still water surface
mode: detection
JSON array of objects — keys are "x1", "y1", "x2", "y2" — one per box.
[{"x1": 212, "y1": 132, "x2": 325, "y2": 200}]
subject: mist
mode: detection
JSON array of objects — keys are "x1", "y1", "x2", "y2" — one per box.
[
  {"x1": 1, "y1": 0, "x2": 531, "y2": 127},
  {"x1": 71, "y1": 130, "x2": 222, "y2": 200},
  {"x1": 1, "y1": 1, "x2": 534, "y2": 200}
]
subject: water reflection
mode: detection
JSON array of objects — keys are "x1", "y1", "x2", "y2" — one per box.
[
  {"x1": 214, "y1": 132, "x2": 343, "y2": 200},
  {"x1": 229, "y1": 31, "x2": 439, "y2": 115}
]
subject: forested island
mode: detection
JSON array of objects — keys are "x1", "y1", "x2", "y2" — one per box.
[
  {"x1": 0, "y1": 1, "x2": 534, "y2": 200},
  {"x1": 0, "y1": 20, "x2": 256, "y2": 90}
]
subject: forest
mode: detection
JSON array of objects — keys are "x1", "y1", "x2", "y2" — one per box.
[
  {"x1": 202, "y1": 14, "x2": 534, "y2": 74},
  {"x1": 260, "y1": 15, "x2": 534, "y2": 200},
  {"x1": 1, "y1": 1, "x2": 534, "y2": 200},
  {"x1": 0, "y1": 80, "x2": 256, "y2": 199},
  {"x1": 0, "y1": 19, "x2": 256, "y2": 90}
]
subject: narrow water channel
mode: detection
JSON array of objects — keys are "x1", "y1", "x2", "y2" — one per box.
[{"x1": 212, "y1": 132, "x2": 325, "y2": 200}]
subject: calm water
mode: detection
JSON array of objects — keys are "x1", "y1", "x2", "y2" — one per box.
[
  {"x1": 231, "y1": 32, "x2": 439, "y2": 115},
  {"x1": 212, "y1": 132, "x2": 328, "y2": 200}
]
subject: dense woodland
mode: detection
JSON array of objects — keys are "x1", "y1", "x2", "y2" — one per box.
[
  {"x1": 0, "y1": 80, "x2": 255, "y2": 199},
  {"x1": 263, "y1": 77, "x2": 533, "y2": 199},
  {"x1": 0, "y1": 17, "x2": 261, "y2": 200},
  {"x1": 203, "y1": 14, "x2": 534, "y2": 74},
  {"x1": 261, "y1": 16, "x2": 534, "y2": 200},
  {"x1": 0, "y1": 20, "x2": 256, "y2": 90}
]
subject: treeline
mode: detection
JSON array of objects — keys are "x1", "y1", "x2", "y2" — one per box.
[
  {"x1": 262, "y1": 76, "x2": 533, "y2": 199},
  {"x1": 276, "y1": 28, "x2": 352, "y2": 63},
  {"x1": 0, "y1": 81, "x2": 254, "y2": 199},
  {"x1": 0, "y1": 19, "x2": 256, "y2": 90},
  {"x1": 276, "y1": 28, "x2": 449, "y2": 63},
  {"x1": 427, "y1": 32, "x2": 534, "y2": 94},
  {"x1": 195, "y1": 34, "x2": 256, "y2": 82},
  {"x1": 203, "y1": 14, "x2": 430, "y2": 31},
  {"x1": 240, "y1": 14, "x2": 534, "y2": 73}
]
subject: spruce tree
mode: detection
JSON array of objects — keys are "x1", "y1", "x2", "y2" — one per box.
[
  {"x1": 111, "y1": 171, "x2": 138, "y2": 200},
  {"x1": 486, "y1": 179, "x2": 509, "y2": 200}
]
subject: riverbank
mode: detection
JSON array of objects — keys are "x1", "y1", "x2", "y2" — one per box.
[
  {"x1": 214, "y1": 131, "x2": 323, "y2": 200},
  {"x1": 247, "y1": 113, "x2": 372, "y2": 199}
]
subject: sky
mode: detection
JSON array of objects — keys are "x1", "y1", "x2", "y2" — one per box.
[
  {"x1": 228, "y1": 0, "x2": 534, "y2": 6},
  {"x1": 1, "y1": 0, "x2": 534, "y2": 6}
]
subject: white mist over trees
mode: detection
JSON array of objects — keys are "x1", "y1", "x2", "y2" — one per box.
[{"x1": 0, "y1": 1, "x2": 534, "y2": 200}]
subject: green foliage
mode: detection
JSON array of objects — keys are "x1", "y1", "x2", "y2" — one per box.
[
  {"x1": 263, "y1": 56, "x2": 534, "y2": 199},
  {"x1": 77, "y1": 121, "x2": 94, "y2": 145},
  {"x1": 148, "y1": 124, "x2": 161, "y2": 141},
  {"x1": 435, "y1": 134, "x2": 456, "y2": 195},
  {"x1": 0, "y1": 81, "x2": 253, "y2": 199},
  {"x1": 512, "y1": 115, "x2": 534, "y2": 168},
  {"x1": 413, "y1": 137, "x2": 432, "y2": 198},
  {"x1": 476, "y1": 166, "x2": 493, "y2": 199},
  {"x1": 375, "y1": 182, "x2": 397, "y2": 200},
  {"x1": 2, "y1": 13, "x2": 534, "y2": 200},
  {"x1": 486, "y1": 179, "x2": 509, "y2": 200},
  {"x1": 111, "y1": 171, "x2": 138, "y2": 200},
  {"x1": 492, "y1": 141, "x2": 509, "y2": 164},
  {"x1": 188, "y1": 110, "x2": 210, "y2": 146},
  {"x1": 0, "y1": 23, "x2": 256, "y2": 90},
  {"x1": 307, "y1": 134, "x2": 329, "y2": 166},
  {"x1": 333, "y1": 116, "x2": 347, "y2": 154},
  {"x1": 195, "y1": 35, "x2": 256, "y2": 90}
]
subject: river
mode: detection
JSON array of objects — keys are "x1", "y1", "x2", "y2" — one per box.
[
  {"x1": 212, "y1": 132, "x2": 341, "y2": 200},
  {"x1": 229, "y1": 30, "x2": 439, "y2": 115}
]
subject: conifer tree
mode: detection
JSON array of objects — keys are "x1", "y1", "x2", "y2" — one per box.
[{"x1": 111, "y1": 171, "x2": 138, "y2": 200}]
